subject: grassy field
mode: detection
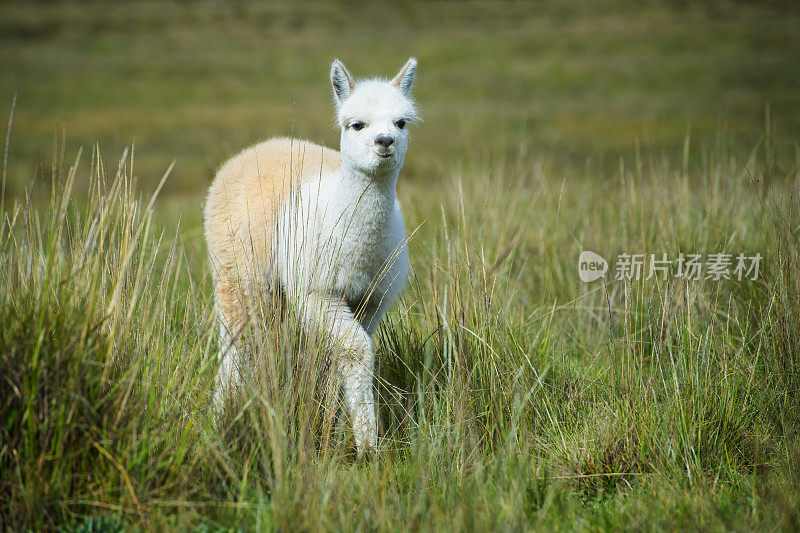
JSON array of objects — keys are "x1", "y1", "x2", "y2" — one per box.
[{"x1": 2, "y1": 1, "x2": 800, "y2": 530}]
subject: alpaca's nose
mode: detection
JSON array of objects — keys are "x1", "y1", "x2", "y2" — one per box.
[{"x1": 374, "y1": 134, "x2": 395, "y2": 148}]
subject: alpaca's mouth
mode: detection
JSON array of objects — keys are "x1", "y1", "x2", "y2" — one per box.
[{"x1": 375, "y1": 149, "x2": 395, "y2": 159}]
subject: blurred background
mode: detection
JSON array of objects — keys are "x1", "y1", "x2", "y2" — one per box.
[{"x1": 2, "y1": 0, "x2": 799, "y2": 202}]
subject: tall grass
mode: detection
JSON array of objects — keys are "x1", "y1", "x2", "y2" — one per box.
[{"x1": 1, "y1": 130, "x2": 800, "y2": 529}]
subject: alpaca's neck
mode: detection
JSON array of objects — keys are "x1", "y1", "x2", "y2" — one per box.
[{"x1": 335, "y1": 160, "x2": 399, "y2": 211}]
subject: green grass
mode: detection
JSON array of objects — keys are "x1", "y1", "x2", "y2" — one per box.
[{"x1": 2, "y1": 1, "x2": 800, "y2": 530}]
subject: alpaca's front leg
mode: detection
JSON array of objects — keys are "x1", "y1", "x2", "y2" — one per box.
[
  {"x1": 300, "y1": 292, "x2": 377, "y2": 453},
  {"x1": 338, "y1": 342, "x2": 377, "y2": 452}
]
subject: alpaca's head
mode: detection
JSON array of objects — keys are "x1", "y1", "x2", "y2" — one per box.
[{"x1": 330, "y1": 58, "x2": 419, "y2": 176}]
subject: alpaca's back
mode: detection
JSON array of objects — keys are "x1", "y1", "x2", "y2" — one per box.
[{"x1": 204, "y1": 137, "x2": 340, "y2": 333}]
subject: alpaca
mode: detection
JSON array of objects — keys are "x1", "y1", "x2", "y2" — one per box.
[{"x1": 203, "y1": 58, "x2": 418, "y2": 453}]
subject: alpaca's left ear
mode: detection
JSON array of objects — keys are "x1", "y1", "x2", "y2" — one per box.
[{"x1": 392, "y1": 57, "x2": 417, "y2": 96}]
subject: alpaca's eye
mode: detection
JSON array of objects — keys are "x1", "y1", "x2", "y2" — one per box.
[
  {"x1": 395, "y1": 120, "x2": 406, "y2": 130},
  {"x1": 350, "y1": 122, "x2": 365, "y2": 131}
]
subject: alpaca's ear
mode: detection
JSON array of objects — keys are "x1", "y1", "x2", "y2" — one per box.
[
  {"x1": 330, "y1": 59, "x2": 355, "y2": 105},
  {"x1": 392, "y1": 57, "x2": 417, "y2": 96}
]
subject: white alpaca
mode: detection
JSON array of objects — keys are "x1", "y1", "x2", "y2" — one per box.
[{"x1": 203, "y1": 58, "x2": 418, "y2": 453}]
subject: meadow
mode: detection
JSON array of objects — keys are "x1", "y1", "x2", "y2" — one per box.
[{"x1": 2, "y1": 1, "x2": 800, "y2": 530}]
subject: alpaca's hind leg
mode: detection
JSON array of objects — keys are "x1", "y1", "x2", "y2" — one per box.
[
  {"x1": 213, "y1": 315, "x2": 241, "y2": 408},
  {"x1": 300, "y1": 292, "x2": 377, "y2": 453},
  {"x1": 212, "y1": 275, "x2": 247, "y2": 409}
]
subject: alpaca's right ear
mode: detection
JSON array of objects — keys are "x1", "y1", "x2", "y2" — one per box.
[{"x1": 330, "y1": 59, "x2": 355, "y2": 106}]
